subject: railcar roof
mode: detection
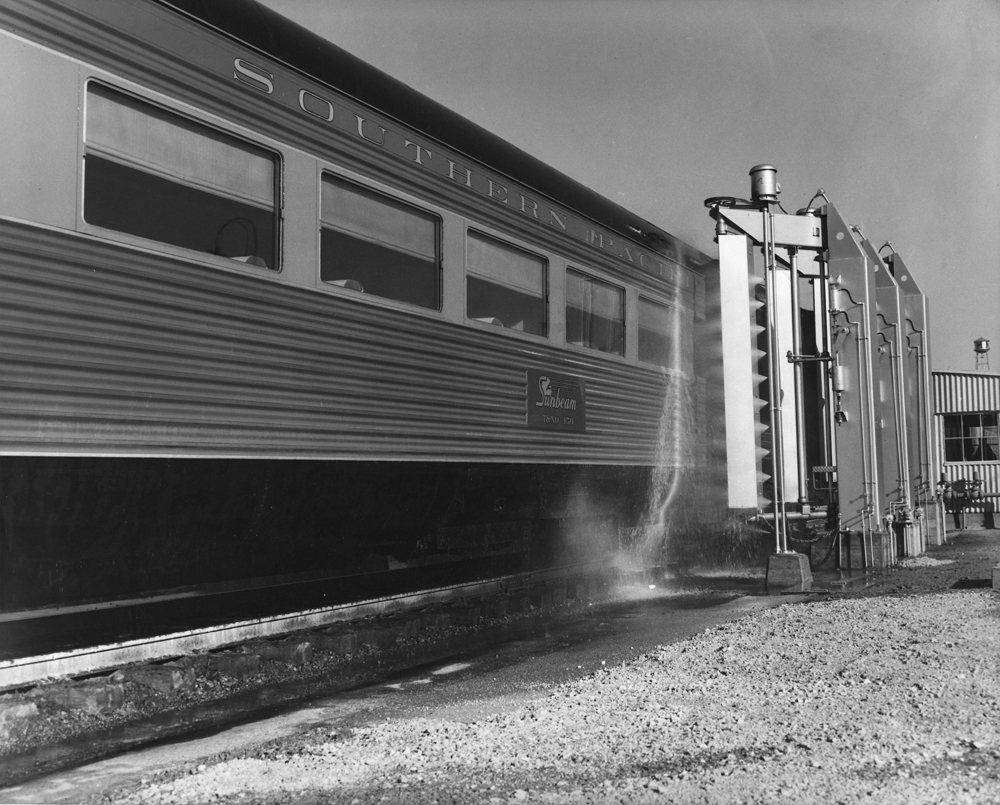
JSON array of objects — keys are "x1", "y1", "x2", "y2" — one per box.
[{"x1": 157, "y1": 0, "x2": 709, "y2": 269}]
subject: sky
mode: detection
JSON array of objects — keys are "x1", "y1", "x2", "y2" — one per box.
[{"x1": 265, "y1": 0, "x2": 1000, "y2": 373}]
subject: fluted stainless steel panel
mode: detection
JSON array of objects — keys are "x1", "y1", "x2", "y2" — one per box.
[{"x1": 0, "y1": 222, "x2": 692, "y2": 465}]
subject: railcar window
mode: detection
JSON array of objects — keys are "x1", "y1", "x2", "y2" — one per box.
[
  {"x1": 320, "y1": 175, "x2": 440, "y2": 310},
  {"x1": 466, "y1": 231, "x2": 546, "y2": 335},
  {"x1": 638, "y1": 297, "x2": 678, "y2": 369},
  {"x1": 565, "y1": 269, "x2": 624, "y2": 355},
  {"x1": 84, "y1": 84, "x2": 278, "y2": 269}
]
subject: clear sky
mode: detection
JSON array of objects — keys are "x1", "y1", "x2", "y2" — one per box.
[{"x1": 265, "y1": 0, "x2": 999, "y2": 372}]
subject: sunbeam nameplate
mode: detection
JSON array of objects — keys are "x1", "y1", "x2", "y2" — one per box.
[{"x1": 527, "y1": 370, "x2": 586, "y2": 432}]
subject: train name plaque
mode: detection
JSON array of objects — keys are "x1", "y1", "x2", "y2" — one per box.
[{"x1": 526, "y1": 369, "x2": 586, "y2": 433}]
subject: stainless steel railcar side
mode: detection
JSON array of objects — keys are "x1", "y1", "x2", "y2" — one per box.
[{"x1": 0, "y1": 0, "x2": 711, "y2": 664}]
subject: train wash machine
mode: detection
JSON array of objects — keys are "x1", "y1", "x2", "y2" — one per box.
[{"x1": 705, "y1": 165, "x2": 937, "y2": 588}]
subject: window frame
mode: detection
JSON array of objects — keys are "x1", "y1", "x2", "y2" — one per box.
[
  {"x1": 564, "y1": 266, "x2": 626, "y2": 358},
  {"x1": 318, "y1": 169, "x2": 443, "y2": 313},
  {"x1": 79, "y1": 78, "x2": 283, "y2": 274},
  {"x1": 464, "y1": 227, "x2": 549, "y2": 339},
  {"x1": 942, "y1": 411, "x2": 1000, "y2": 464},
  {"x1": 637, "y1": 294, "x2": 680, "y2": 371}
]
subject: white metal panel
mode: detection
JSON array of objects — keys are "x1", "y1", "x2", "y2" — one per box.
[
  {"x1": 0, "y1": 31, "x2": 80, "y2": 230},
  {"x1": 717, "y1": 232, "x2": 761, "y2": 509}
]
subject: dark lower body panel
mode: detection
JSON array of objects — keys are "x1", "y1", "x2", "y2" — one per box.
[{"x1": 0, "y1": 456, "x2": 658, "y2": 660}]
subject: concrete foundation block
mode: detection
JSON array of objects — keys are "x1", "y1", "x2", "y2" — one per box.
[
  {"x1": 125, "y1": 663, "x2": 195, "y2": 694},
  {"x1": 551, "y1": 586, "x2": 567, "y2": 606},
  {"x1": 400, "y1": 617, "x2": 421, "y2": 639},
  {"x1": 588, "y1": 576, "x2": 611, "y2": 598},
  {"x1": 479, "y1": 598, "x2": 509, "y2": 619},
  {"x1": 40, "y1": 681, "x2": 125, "y2": 715},
  {"x1": 252, "y1": 640, "x2": 314, "y2": 667},
  {"x1": 765, "y1": 553, "x2": 813, "y2": 589},
  {"x1": 420, "y1": 611, "x2": 451, "y2": 631},
  {"x1": 0, "y1": 699, "x2": 39, "y2": 744},
  {"x1": 567, "y1": 581, "x2": 588, "y2": 601},
  {"x1": 33, "y1": 681, "x2": 124, "y2": 715},
  {"x1": 179, "y1": 654, "x2": 209, "y2": 675},
  {"x1": 993, "y1": 563, "x2": 1000, "y2": 590},
  {"x1": 529, "y1": 588, "x2": 554, "y2": 611},
  {"x1": 356, "y1": 626, "x2": 403, "y2": 650},
  {"x1": 204, "y1": 652, "x2": 261, "y2": 679},
  {"x1": 314, "y1": 630, "x2": 359, "y2": 656},
  {"x1": 449, "y1": 605, "x2": 481, "y2": 626}
]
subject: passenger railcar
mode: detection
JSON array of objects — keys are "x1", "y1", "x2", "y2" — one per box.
[{"x1": 0, "y1": 0, "x2": 710, "y2": 666}]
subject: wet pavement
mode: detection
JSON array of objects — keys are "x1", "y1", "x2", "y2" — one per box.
[{"x1": 0, "y1": 579, "x2": 800, "y2": 804}]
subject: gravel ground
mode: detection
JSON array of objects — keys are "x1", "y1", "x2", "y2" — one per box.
[{"x1": 103, "y1": 532, "x2": 1000, "y2": 805}]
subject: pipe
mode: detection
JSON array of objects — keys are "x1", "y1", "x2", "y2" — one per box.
[
  {"x1": 939, "y1": 490, "x2": 948, "y2": 545},
  {"x1": 788, "y1": 248, "x2": 809, "y2": 508},
  {"x1": 754, "y1": 509, "x2": 828, "y2": 522},
  {"x1": 885, "y1": 334, "x2": 913, "y2": 555},
  {"x1": 920, "y1": 340, "x2": 934, "y2": 544},
  {"x1": 912, "y1": 339, "x2": 935, "y2": 547},
  {"x1": 818, "y1": 257, "x2": 835, "y2": 476},
  {"x1": 837, "y1": 513, "x2": 844, "y2": 570},
  {"x1": 834, "y1": 282, "x2": 878, "y2": 548},
  {"x1": 851, "y1": 306, "x2": 876, "y2": 542},
  {"x1": 763, "y1": 206, "x2": 788, "y2": 553},
  {"x1": 910, "y1": 337, "x2": 926, "y2": 547}
]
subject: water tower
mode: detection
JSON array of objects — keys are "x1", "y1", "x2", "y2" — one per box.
[{"x1": 975, "y1": 337, "x2": 991, "y2": 372}]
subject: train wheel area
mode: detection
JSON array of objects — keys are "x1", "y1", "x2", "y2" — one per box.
[{"x1": 0, "y1": 569, "x2": 765, "y2": 786}]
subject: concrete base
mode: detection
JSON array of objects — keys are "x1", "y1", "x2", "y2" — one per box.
[
  {"x1": 840, "y1": 530, "x2": 893, "y2": 570},
  {"x1": 925, "y1": 500, "x2": 946, "y2": 547},
  {"x1": 766, "y1": 553, "x2": 813, "y2": 590},
  {"x1": 993, "y1": 563, "x2": 1000, "y2": 590}
]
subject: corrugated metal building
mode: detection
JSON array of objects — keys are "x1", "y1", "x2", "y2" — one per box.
[{"x1": 933, "y1": 370, "x2": 1000, "y2": 527}]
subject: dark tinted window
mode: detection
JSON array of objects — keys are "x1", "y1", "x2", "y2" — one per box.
[
  {"x1": 638, "y1": 297, "x2": 677, "y2": 369},
  {"x1": 320, "y1": 175, "x2": 440, "y2": 310},
  {"x1": 466, "y1": 231, "x2": 546, "y2": 335},
  {"x1": 566, "y1": 269, "x2": 624, "y2": 355},
  {"x1": 943, "y1": 412, "x2": 999, "y2": 462},
  {"x1": 84, "y1": 84, "x2": 278, "y2": 269}
]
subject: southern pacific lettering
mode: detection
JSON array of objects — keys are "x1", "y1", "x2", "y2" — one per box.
[{"x1": 231, "y1": 57, "x2": 687, "y2": 286}]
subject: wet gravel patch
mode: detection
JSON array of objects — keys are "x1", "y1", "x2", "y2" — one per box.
[
  {"x1": 0, "y1": 574, "x2": 764, "y2": 775},
  {"x1": 102, "y1": 532, "x2": 1000, "y2": 805}
]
